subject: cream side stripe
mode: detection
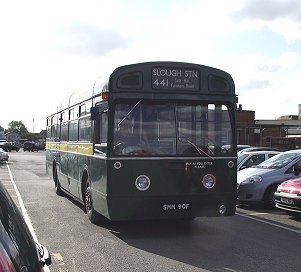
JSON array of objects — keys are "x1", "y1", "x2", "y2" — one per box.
[
  {"x1": 46, "y1": 142, "x2": 93, "y2": 155},
  {"x1": 6, "y1": 162, "x2": 51, "y2": 272}
]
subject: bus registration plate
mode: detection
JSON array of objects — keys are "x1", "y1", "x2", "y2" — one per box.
[{"x1": 162, "y1": 203, "x2": 191, "y2": 211}]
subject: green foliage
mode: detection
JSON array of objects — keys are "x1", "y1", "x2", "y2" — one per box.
[{"x1": 5, "y1": 121, "x2": 29, "y2": 137}]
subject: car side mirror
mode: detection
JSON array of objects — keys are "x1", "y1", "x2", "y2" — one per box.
[{"x1": 36, "y1": 242, "x2": 52, "y2": 266}]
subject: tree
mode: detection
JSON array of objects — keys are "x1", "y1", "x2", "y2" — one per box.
[{"x1": 5, "y1": 121, "x2": 29, "y2": 136}]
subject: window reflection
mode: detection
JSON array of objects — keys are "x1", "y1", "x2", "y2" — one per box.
[{"x1": 113, "y1": 102, "x2": 233, "y2": 156}]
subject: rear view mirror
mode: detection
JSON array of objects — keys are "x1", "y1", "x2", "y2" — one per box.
[
  {"x1": 90, "y1": 106, "x2": 100, "y2": 120},
  {"x1": 91, "y1": 102, "x2": 108, "y2": 120}
]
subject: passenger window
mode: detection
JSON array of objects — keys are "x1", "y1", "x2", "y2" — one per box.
[
  {"x1": 93, "y1": 103, "x2": 108, "y2": 155},
  {"x1": 252, "y1": 154, "x2": 265, "y2": 165}
]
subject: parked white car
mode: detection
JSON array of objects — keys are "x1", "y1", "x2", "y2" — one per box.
[
  {"x1": 0, "y1": 148, "x2": 9, "y2": 161},
  {"x1": 238, "y1": 150, "x2": 281, "y2": 171}
]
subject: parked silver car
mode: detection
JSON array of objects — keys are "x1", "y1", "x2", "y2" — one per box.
[
  {"x1": 237, "y1": 150, "x2": 281, "y2": 171},
  {"x1": 237, "y1": 149, "x2": 301, "y2": 208},
  {"x1": 0, "y1": 148, "x2": 9, "y2": 162}
]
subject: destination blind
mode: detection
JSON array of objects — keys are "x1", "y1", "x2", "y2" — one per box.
[{"x1": 152, "y1": 67, "x2": 199, "y2": 91}]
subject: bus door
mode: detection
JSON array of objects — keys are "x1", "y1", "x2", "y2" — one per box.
[
  {"x1": 91, "y1": 102, "x2": 108, "y2": 203},
  {"x1": 92, "y1": 102, "x2": 108, "y2": 155},
  {"x1": 58, "y1": 111, "x2": 70, "y2": 191},
  {"x1": 68, "y1": 106, "x2": 80, "y2": 198}
]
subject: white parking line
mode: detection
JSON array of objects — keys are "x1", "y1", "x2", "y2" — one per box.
[
  {"x1": 6, "y1": 163, "x2": 51, "y2": 272},
  {"x1": 237, "y1": 212, "x2": 301, "y2": 235},
  {"x1": 248, "y1": 212, "x2": 268, "y2": 216}
]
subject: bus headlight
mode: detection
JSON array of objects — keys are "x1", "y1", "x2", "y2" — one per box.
[
  {"x1": 135, "y1": 175, "x2": 151, "y2": 191},
  {"x1": 201, "y1": 174, "x2": 216, "y2": 189}
]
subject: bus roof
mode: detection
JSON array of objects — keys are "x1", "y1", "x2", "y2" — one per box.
[
  {"x1": 48, "y1": 61, "x2": 236, "y2": 116},
  {"x1": 109, "y1": 61, "x2": 235, "y2": 94}
]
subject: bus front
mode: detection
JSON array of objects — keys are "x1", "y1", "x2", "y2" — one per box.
[{"x1": 105, "y1": 62, "x2": 237, "y2": 220}]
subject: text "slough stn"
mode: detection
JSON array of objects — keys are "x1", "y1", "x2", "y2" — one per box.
[{"x1": 153, "y1": 68, "x2": 198, "y2": 78}]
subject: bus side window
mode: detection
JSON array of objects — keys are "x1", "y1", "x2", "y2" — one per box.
[
  {"x1": 101, "y1": 111, "x2": 108, "y2": 143},
  {"x1": 60, "y1": 111, "x2": 68, "y2": 141},
  {"x1": 94, "y1": 109, "x2": 108, "y2": 155}
]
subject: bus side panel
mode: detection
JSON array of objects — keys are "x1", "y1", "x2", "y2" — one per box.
[
  {"x1": 90, "y1": 156, "x2": 109, "y2": 219},
  {"x1": 45, "y1": 148, "x2": 53, "y2": 178},
  {"x1": 68, "y1": 144, "x2": 80, "y2": 198},
  {"x1": 46, "y1": 145, "x2": 61, "y2": 183},
  {"x1": 106, "y1": 158, "x2": 237, "y2": 221},
  {"x1": 59, "y1": 151, "x2": 70, "y2": 191}
]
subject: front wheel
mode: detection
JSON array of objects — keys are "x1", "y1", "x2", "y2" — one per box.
[
  {"x1": 263, "y1": 185, "x2": 278, "y2": 208},
  {"x1": 84, "y1": 182, "x2": 98, "y2": 224}
]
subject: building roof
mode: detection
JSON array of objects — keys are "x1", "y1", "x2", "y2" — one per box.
[{"x1": 255, "y1": 119, "x2": 301, "y2": 127}]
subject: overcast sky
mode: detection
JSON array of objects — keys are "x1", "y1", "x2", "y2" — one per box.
[{"x1": 1, "y1": 0, "x2": 301, "y2": 132}]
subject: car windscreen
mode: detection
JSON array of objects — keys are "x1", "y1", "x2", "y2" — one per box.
[
  {"x1": 238, "y1": 153, "x2": 249, "y2": 165},
  {"x1": 255, "y1": 152, "x2": 301, "y2": 169}
]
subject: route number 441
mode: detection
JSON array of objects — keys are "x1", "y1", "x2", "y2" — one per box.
[{"x1": 153, "y1": 79, "x2": 169, "y2": 87}]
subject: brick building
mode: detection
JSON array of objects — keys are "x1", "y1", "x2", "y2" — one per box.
[{"x1": 236, "y1": 104, "x2": 301, "y2": 150}]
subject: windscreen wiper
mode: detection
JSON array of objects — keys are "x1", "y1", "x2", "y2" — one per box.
[
  {"x1": 117, "y1": 100, "x2": 141, "y2": 127},
  {"x1": 185, "y1": 139, "x2": 214, "y2": 160}
]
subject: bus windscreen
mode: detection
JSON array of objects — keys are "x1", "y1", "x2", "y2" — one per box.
[{"x1": 113, "y1": 101, "x2": 232, "y2": 156}]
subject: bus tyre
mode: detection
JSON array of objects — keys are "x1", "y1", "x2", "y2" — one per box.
[
  {"x1": 84, "y1": 183, "x2": 98, "y2": 223},
  {"x1": 53, "y1": 165, "x2": 63, "y2": 196}
]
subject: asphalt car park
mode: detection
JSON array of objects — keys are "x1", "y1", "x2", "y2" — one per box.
[{"x1": 2, "y1": 150, "x2": 301, "y2": 271}]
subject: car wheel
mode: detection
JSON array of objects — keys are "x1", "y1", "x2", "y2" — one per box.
[
  {"x1": 84, "y1": 182, "x2": 98, "y2": 223},
  {"x1": 53, "y1": 164, "x2": 63, "y2": 196},
  {"x1": 263, "y1": 185, "x2": 278, "y2": 208}
]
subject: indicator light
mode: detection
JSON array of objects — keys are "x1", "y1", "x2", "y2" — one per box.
[{"x1": 101, "y1": 92, "x2": 109, "y2": 100}]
